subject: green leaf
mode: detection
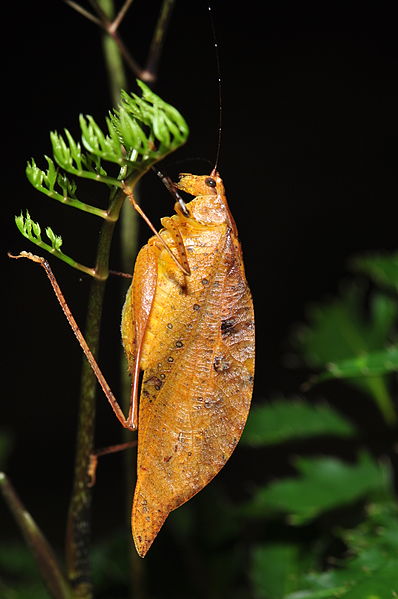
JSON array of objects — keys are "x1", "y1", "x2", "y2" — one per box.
[
  {"x1": 242, "y1": 398, "x2": 356, "y2": 446},
  {"x1": 15, "y1": 212, "x2": 61, "y2": 253},
  {"x1": 44, "y1": 155, "x2": 57, "y2": 189},
  {"x1": 349, "y1": 501, "x2": 398, "y2": 547},
  {"x1": 286, "y1": 503, "x2": 398, "y2": 598},
  {"x1": 251, "y1": 543, "x2": 304, "y2": 599},
  {"x1": 113, "y1": 80, "x2": 188, "y2": 161},
  {"x1": 243, "y1": 453, "x2": 390, "y2": 523},
  {"x1": 351, "y1": 252, "x2": 398, "y2": 292},
  {"x1": 18, "y1": 81, "x2": 189, "y2": 271},
  {"x1": 56, "y1": 171, "x2": 77, "y2": 199},
  {"x1": 111, "y1": 107, "x2": 148, "y2": 156},
  {"x1": 79, "y1": 113, "x2": 125, "y2": 165},
  {"x1": 295, "y1": 283, "x2": 397, "y2": 424},
  {"x1": 366, "y1": 292, "x2": 398, "y2": 348},
  {"x1": 311, "y1": 346, "x2": 398, "y2": 384},
  {"x1": 25, "y1": 159, "x2": 42, "y2": 187},
  {"x1": 295, "y1": 285, "x2": 396, "y2": 366},
  {"x1": 341, "y1": 560, "x2": 398, "y2": 599},
  {"x1": 45, "y1": 227, "x2": 63, "y2": 251},
  {"x1": 36, "y1": 81, "x2": 188, "y2": 191},
  {"x1": 14, "y1": 213, "x2": 96, "y2": 277},
  {"x1": 25, "y1": 158, "x2": 109, "y2": 220},
  {"x1": 50, "y1": 129, "x2": 120, "y2": 186}
]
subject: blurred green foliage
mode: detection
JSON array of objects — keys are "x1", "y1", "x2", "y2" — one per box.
[
  {"x1": 242, "y1": 398, "x2": 356, "y2": 446},
  {"x1": 242, "y1": 452, "x2": 390, "y2": 524},
  {"x1": 351, "y1": 252, "x2": 398, "y2": 292},
  {"x1": 247, "y1": 251, "x2": 397, "y2": 599}
]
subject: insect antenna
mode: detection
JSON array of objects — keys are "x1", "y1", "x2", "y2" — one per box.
[
  {"x1": 171, "y1": 156, "x2": 213, "y2": 169},
  {"x1": 207, "y1": 2, "x2": 223, "y2": 172}
]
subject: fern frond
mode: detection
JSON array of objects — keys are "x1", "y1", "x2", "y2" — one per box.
[
  {"x1": 15, "y1": 212, "x2": 95, "y2": 277},
  {"x1": 18, "y1": 80, "x2": 189, "y2": 271}
]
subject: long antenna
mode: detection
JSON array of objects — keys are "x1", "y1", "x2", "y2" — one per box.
[{"x1": 207, "y1": 2, "x2": 223, "y2": 172}]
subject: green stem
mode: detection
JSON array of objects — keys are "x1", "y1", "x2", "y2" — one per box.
[
  {"x1": 100, "y1": 9, "x2": 127, "y2": 104},
  {"x1": 30, "y1": 186, "x2": 112, "y2": 220}
]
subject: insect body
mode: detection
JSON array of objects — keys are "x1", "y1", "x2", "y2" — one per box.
[{"x1": 121, "y1": 169, "x2": 255, "y2": 557}]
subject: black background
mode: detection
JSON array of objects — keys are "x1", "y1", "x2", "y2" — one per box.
[{"x1": 2, "y1": 0, "x2": 398, "y2": 593}]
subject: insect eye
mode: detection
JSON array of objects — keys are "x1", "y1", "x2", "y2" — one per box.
[{"x1": 205, "y1": 177, "x2": 216, "y2": 188}]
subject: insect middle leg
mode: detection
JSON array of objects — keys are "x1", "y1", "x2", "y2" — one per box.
[
  {"x1": 122, "y1": 184, "x2": 190, "y2": 276},
  {"x1": 88, "y1": 440, "x2": 138, "y2": 486}
]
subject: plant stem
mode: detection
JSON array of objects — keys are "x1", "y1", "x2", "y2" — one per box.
[
  {"x1": 65, "y1": 189, "x2": 125, "y2": 598},
  {"x1": 143, "y1": 0, "x2": 175, "y2": 82},
  {"x1": 65, "y1": 0, "x2": 130, "y2": 592},
  {"x1": 98, "y1": 3, "x2": 146, "y2": 597},
  {"x1": 68, "y1": 1, "x2": 144, "y2": 595},
  {"x1": 100, "y1": 0, "x2": 127, "y2": 105},
  {"x1": 65, "y1": 1, "x2": 175, "y2": 595},
  {"x1": 65, "y1": 282, "x2": 102, "y2": 599}
]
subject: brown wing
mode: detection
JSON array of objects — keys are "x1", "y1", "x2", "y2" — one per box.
[{"x1": 131, "y1": 227, "x2": 255, "y2": 556}]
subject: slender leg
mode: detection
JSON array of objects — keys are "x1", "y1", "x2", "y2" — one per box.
[
  {"x1": 9, "y1": 252, "x2": 135, "y2": 431},
  {"x1": 109, "y1": 269, "x2": 133, "y2": 278},
  {"x1": 160, "y1": 215, "x2": 191, "y2": 275},
  {"x1": 122, "y1": 184, "x2": 190, "y2": 275},
  {"x1": 88, "y1": 440, "x2": 138, "y2": 486}
]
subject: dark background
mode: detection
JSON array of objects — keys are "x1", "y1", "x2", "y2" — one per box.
[{"x1": 2, "y1": 0, "x2": 397, "y2": 593}]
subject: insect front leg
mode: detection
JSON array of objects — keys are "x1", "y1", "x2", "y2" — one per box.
[
  {"x1": 160, "y1": 216, "x2": 191, "y2": 276},
  {"x1": 9, "y1": 252, "x2": 134, "y2": 431}
]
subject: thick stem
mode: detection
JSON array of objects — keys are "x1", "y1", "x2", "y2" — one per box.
[
  {"x1": 100, "y1": 12, "x2": 127, "y2": 104},
  {"x1": 65, "y1": 189, "x2": 124, "y2": 597},
  {"x1": 65, "y1": 280, "x2": 103, "y2": 599},
  {"x1": 64, "y1": 1, "x2": 175, "y2": 595}
]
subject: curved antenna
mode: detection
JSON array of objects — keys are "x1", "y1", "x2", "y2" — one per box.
[
  {"x1": 207, "y1": 2, "x2": 223, "y2": 171},
  {"x1": 171, "y1": 155, "x2": 213, "y2": 169}
]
